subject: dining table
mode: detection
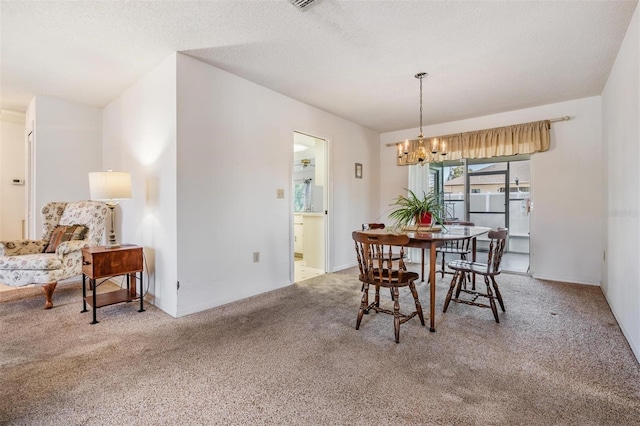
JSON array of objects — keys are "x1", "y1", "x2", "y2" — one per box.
[{"x1": 363, "y1": 225, "x2": 491, "y2": 332}]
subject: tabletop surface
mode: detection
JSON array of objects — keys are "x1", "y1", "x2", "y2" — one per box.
[{"x1": 361, "y1": 226, "x2": 491, "y2": 241}]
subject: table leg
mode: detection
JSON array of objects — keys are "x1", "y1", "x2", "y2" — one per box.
[
  {"x1": 421, "y1": 248, "x2": 425, "y2": 282},
  {"x1": 472, "y1": 237, "x2": 477, "y2": 290},
  {"x1": 138, "y1": 271, "x2": 145, "y2": 312},
  {"x1": 429, "y1": 241, "x2": 437, "y2": 332},
  {"x1": 91, "y1": 278, "x2": 99, "y2": 324},
  {"x1": 81, "y1": 274, "x2": 88, "y2": 313}
]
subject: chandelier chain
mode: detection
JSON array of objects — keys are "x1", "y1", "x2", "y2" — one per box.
[
  {"x1": 419, "y1": 76, "x2": 423, "y2": 137},
  {"x1": 415, "y1": 72, "x2": 427, "y2": 138}
]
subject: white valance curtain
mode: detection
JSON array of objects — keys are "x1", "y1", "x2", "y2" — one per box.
[{"x1": 397, "y1": 120, "x2": 551, "y2": 165}]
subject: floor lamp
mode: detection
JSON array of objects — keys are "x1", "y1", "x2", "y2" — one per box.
[{"x1": 89, "y1": 171, "x2": 132, "y2": 248}]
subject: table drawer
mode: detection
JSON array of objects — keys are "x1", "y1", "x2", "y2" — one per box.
[{"x1": 82, "y1": 245, "x2": 143, "y2": 279}]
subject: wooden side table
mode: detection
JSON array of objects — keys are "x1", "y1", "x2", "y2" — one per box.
[{"x1": 81, "y1": 244, "x2": 144, "y2": 324}]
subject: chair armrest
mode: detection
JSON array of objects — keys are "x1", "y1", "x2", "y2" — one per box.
[
  {"x1": 0, "y1": 240, "x2": 48, "y2": 256},
  {"x1": 55, "y1": 240, "x2": 91, "y2": 257}
]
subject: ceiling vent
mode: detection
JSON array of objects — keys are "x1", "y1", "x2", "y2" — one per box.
[{"x1": 289, "y1": 0, "x2": 317, "y2": 11}]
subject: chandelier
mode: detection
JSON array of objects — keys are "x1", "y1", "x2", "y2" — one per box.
[{"x1": 396, "y1": 72, "x2": 447, "y2": 166}]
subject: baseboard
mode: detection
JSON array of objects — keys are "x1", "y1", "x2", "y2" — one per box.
[
  {"x1": 532, "y1": 274, "x2": 600, "y2": 286},
  {"x1": 0, "y1": 277, "x2": 83, "y2": 303},
  {"x1": 0, "y1": 277, "x2": 160, "y2": 315},
  {"x1": 601, "y1": 289, "x2": 640, "y2": 364},
  {"x1": 331, "y1": 262, "x2": 357, "y2": 272},
  {"x1": 176, "y1": 281, "x2": 293, "y2": 318}
]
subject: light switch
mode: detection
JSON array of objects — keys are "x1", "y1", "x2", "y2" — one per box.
[{"x1": 276, "y1": 188, "x2": 285, "y2": 199}]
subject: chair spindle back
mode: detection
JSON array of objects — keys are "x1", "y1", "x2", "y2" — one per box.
[{"x1": 353, "y1": 231, "x2": 409, "y2": 285}]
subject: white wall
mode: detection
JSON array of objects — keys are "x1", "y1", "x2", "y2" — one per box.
[
  {"x1": 0, "y1": 110, "x2": 26, "y2": 240},
  {"x1": 380, "y1": 96, "x2": 603, "y2": 285},
  {"x1": 28, "y1": 96, "x2": 102, "y2": 237},
  {"x1": 175, "y1": 54, "x2": 379, "y2": 317},
  {"x1": 102, "y1": 54, "x2": 178, "y2": 317},
  {"x1": 602, "y1": 4, "x2": 639, "y2": 362}
]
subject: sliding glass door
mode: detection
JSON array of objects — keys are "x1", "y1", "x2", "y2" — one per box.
[{"x1": 430, "y1": 156, "x2": 531, "y2": 273}]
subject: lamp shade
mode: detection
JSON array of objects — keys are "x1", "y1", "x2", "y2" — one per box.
[{"x1": 89, "y1": 171, "x2": 132, "y2": 200}]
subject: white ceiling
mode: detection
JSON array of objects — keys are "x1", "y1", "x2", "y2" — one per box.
[{"x1": 1, "y1": 0, "x2": 637, "y2": 133}]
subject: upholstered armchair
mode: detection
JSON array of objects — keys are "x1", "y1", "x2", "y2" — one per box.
[{"x1": 0, "y1": 201, "x2": 108, "y2": 309}]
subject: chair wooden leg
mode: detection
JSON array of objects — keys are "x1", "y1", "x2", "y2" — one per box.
[
  {"x1": 409, "y1": 281, "x2": 425, "y2": 326},
  {"x1": 485, "y1": 276, "x2": 499, "y2": 323},
  {"x1": 42, "y1": 282, "x2": 57, "y2": 309},
  {"x1": 460, "y1": 253, "x2": 471, "y2": 289},
  {"x1": 455, "y1": 270, "x2": 465, "y2": 299},
  {"x1": 440, "y1": 253, "x2": 445, "y2": 278},
  {"x1": 443, "y1": 272, "x2": 458, "y2": 312},
  {"x1": 356, "y1": 283, "x2": 369, "y2": 329},
  {"x1": 392, "y1": 287, "x2": 401, "y2": 343},
  {"x1": 491, "y1": 277, "x2": 506, "y2": 312},
  {"x1": 375, "y1": 285, "x2": 381, "y2": 307}
]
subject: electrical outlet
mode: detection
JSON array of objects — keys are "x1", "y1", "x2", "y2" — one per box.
[
  {"x1": 253, "y1": 252, "x2": 260, "y2": 263},
  {"x1": 276, "y1": 188, "x2": 285, "y2": 199}
]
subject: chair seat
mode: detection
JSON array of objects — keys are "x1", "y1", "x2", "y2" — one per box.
[
  {"x1": 436, "y1": 247, "x2": 471, "y2": 255},
  {"x1": 360, "y1": 270, "x2": 419, "y2": 287},
  {"x1": 447, "y1": 259, "x2": 501, "y2": 276},
  {"x1": 0, "y1": 253, "x2": 62, "y2": 271}
]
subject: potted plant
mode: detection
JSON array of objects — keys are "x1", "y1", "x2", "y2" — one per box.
[{"x1": 388, "y1": 188, "x2": 445, "y2": 229}]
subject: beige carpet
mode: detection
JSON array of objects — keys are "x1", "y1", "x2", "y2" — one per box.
[{"x1": 1, "y1": 267, "x2": 639, "y2": 425}]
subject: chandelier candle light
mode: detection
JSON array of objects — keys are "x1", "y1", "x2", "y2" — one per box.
[
  {"x1": 88, "y1": 170, "x2": 132, "y2": 248},
  {"x1": 396, "y1": 72, "x2": 447, "y2": 166}
]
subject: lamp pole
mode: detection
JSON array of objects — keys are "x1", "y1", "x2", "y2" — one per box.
[{"x1": 106, "y1": 200, "x2": 120, "y2": 248}]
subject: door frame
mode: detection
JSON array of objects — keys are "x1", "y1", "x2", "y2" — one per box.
[{"x1": 290, "y1": 130, "x2": 331, "y2": 283}]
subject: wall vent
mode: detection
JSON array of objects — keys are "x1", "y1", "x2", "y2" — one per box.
[{"x1": 289, "y1": 0, "x2": 317, "y2": 11}]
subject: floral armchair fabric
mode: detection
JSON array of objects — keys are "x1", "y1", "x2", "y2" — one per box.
[{"x1": 0, "y1": 201, "x2": 108, "y2": 308}]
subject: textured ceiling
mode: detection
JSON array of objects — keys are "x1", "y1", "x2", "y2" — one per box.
[{"x1": 1, "y1": 1, "x2": 637, "y2": 133}]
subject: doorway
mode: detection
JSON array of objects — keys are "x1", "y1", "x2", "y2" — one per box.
[
  {"x1": 0, "y1": 112, "x2": 27, "y2": 241},
  {"x1": 292, "y1": 132, "x2": 327, "y2": 282},
  {"x1": 434, "y1": 156, "x2": 531, "y2": 274}
]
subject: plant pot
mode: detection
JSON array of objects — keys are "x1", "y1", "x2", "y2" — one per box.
[{"x1": 417, "y1": 212, "x2": 433, "y2": 226}]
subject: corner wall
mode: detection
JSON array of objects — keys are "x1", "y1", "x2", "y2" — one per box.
[
  {"x1": 175, "y1": 54, "x2": 380, "y2": 317},
  {"x1": 380, "y1": 96, "x2": 603, "y2": 285},
  {"x1": 602, "y1": 3, "x2": 639, "y2": 362},
  {"x1": 102, "y1": 54, "x2": 178, "y2": 317}
]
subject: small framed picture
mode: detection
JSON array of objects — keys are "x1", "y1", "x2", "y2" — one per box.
[{"x1": 355, "y1": 163, "x2": 363, "y2": 179}]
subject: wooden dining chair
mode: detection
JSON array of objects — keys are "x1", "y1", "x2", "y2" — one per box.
[
  {"x1": 353, "y1": 231, "x2": 425, "y2": 343},
  {"x1": 442, "y1": 228, "x2": 508, "y2": 323},
  {"x1": 435, "y1": 221, "x2": 475, "y2": 278}
]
